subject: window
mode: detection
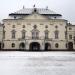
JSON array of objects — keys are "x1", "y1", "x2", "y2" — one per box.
[
  {"x1": 54, "y1": 17, "x2": 56, "y2": 19},
  {"x1": 32, "y1": 31, "x2": 39, "y2": 39},
  {"x1": 69, "y1": 27, "x2": 72, "y2": 30},
  {"x1": 14, "y1": 16, "x2": 16, "y2": 19},
  {"x1": 65, "y1": 31, "x2": 67, "y2": 39},
  {"x1": 12, "y1": 25, "x2": 15, "y2": 28},
  {"x1": 40, "y1": 24, "x2": 43, "y2": 25},
  {"x1": 3, "y1": 30, "x2": 5, "y2": 39},
  {"x1": 55, "y1": 25, "x2": 58, "y2": 28},
  {"x1": 23, "y1": 25, "x2": 25, "y2": 28},
  {"x1": 45, "y1": 25, "x2": 48, "y2": 28},
  {"x1": 55, "y1": 43, "x2": 59, "y2": 48},
  {"x1": 32, "y1": 25, "x2": 39, "y2": 39},
  {"x1": 11, "y1": 30, "x2": 16, "y2": 39},
  {"x1": 22, "y1": 30, "x2": 26, "y2": 39},
  {"x1": 69, "y1": 35, "x2": 72, "y2": 39},
  {"x1": 45, "y1": 30, "x2": 49, "y2": 39},
  {"x1": 33, "y1": 25, "x2": 37, "y2": 29},
  {"x1": 12, "y1": 43, "x2": 15, "y2": 48},
  {"x1": 55, "y1": 30, "x2": 59, "y2": 39}
]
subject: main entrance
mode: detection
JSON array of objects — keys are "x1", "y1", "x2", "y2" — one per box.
[
  {"x1": 29, "y1": 42, "x2": 40, "y2": 51},
  {"x1": 68, "y1": 42, "x2": 73, "y2": 50}
]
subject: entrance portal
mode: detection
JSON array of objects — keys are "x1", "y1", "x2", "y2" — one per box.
[
  {"x1": 45, "y1": 43, "x2": 51, "y2": 50},
  {"x1": 29, "y1": 42, "x2": 40, "y2": 51},
  {"x1": 68, "y1": 42, "x2": 73, "y2": 50}
]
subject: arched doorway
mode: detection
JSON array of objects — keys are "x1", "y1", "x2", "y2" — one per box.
[
  {"x1": 19, "y1": 42, "x2": 25, "y2": 49},
  {"x1": 29, "y1": 42, "x2": 40, "y2": 51},
  {"x1": 68, "y1": 42, "x2": 73, "y2": 50},
  {"x1": 45, "y1": 43, "x2": 51, "y2": 50}
]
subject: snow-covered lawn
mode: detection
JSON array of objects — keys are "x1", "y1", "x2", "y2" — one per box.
[{"x1": 0, "y1": 51, "x2": 75, "y2": 75}]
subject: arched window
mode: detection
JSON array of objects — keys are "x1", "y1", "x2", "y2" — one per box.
[
  {"x1": 55, "y1": 43, "x2": 59, "y2": 48},
  {"x1": 11, "y1": 30, "x2": 16, "y2": 39},
  {"x1": 12, "y1": 43, "x2": 15, "y2": 48},
  {"x1": 55, "y1": 30, "x2": 59, "y2": 39},
  {"x1": 22, "y1": 30, "x2": 26, "y2": 39},
  {"x1": 44, "y1": 30, "x2": 49, "y2": 39}
]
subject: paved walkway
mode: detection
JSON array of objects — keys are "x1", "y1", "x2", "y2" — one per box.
[{"x1": 0, "y1": 51, "x2": 75, "y2": 75}]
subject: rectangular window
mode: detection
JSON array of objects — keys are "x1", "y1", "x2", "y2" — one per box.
[
  {"x1": 32, "y1": 32, "x2": 39, "y2": 39},
  {"x1": 22, "y1": 32, "x2": 25, "y2": 39},
  {"x1": 69, "y1": 35, "x2": 72, "y2": 39},
  {"x1": 55, "y1": 31, "x2": 59, "y2": 39},
  {"x1": 45, "y1": 33, "x2": 48, "y2": 39},
  {"x1": 3, "y1": 31, "x2": 5, "y2": 39},
  {"x1": 12, "y1": 33, "x2": 15, "y2": 39},
  {"x1": 11, "y1": 30, "x2": 16, "y2": 39},
  {"x1": 65, "y1": 31, "x2": 67, "y2": 39}
]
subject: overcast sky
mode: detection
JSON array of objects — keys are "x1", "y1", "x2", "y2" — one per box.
[{"x1": 0, "y1": 0, "x2": 75, "y2": 23}]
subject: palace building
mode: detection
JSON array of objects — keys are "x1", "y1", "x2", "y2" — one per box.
[{"x1": 1, "y1": 7, "x2": 75, "y2": 50}]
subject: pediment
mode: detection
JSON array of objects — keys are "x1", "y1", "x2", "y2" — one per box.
[{"x1": 22, "y1": 13, "x2": 49, "y2": 20}]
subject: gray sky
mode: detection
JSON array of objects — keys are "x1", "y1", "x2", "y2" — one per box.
[{"x1": 0, "y1": 0, "x2": 75, "y2": 23}]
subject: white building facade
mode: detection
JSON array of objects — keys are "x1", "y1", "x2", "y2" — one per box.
[{"x1": 2, "y1": 7, "x2": 75, "y2": 50}]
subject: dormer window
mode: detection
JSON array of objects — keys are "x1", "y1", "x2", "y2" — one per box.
[
  {"x1": 14, "y1": 16, "x2": 16, "y2": 19},
  {"x1": 54, "y1": 17, "x2": 56, "y2": 19},
  {"x1": 34, "y1": 8, "x2": 37, "y2": 12}
]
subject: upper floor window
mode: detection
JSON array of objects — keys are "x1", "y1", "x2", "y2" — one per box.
[
  {"x1": 69, "y1": 27, "x2": 72, "y2": 30},
  {"x1": 12, "y1": 25, "x2": 15, "y2": 28},
  {"x1": 14, "y1": 16, "x2": 16, "y2": 19},
  {"x1": 55, "y1": 30, "x2": 59, "y2": 39},
  {"x1": 32, "y1": 30, "x2": 39, "y2": 39},
  {"x1": 33, "y1": 25, "x2": 37, "y2": 29},
  {"x1": 55, "y1": 25, "x2": 58, "y2": 28},
  {"x1": 65, "y1": 31, "x2": 67, "y2": 39},
  {"x1": 22, "y1": 30, "x2": 26, "y2": 39},
  {"x1": 32, "y1": 25, "x2": 39, "y2": 39},
  {"x1": 69, "y1": 35, "x2": 72, "y2": 39},
  {"x1": 45, "y1": 25, "x2": 48, "y2": 28},
  {"x1": 3, "y1": 30, "x2": 6, "y2": 39},
  {"x1": 11, "y1": 30, "x2": 16, "y2": 39},
  {"x1": 23, "y1": 25, "x2": 25, "y2": 28},
  {"x1": 45, "y1": 30, "x2": 49, "y2": 39}
]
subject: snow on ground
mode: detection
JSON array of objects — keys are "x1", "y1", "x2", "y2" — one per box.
[{"x1": 0, "y1": 51, "x2": 75, "y2": 75}]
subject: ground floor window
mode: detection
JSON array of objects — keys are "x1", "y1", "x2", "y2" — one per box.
[
  {"x1": 12, "y1": 43, "x2": 15, "y2": 48},
  {"x1": 55, "y1": 43, "x2": 59, "y2": 48},
  {"x1": 19, "y1": 42, "x2": 25, "y2": 49}
]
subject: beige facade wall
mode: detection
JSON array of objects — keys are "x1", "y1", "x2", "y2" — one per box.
[{"x1": 3, "y1": 13, "x2": 75, "y2": 50}]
